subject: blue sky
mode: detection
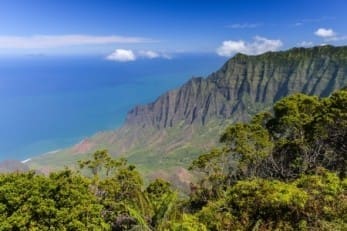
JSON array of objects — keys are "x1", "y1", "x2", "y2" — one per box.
[{"x1": 0, "y1": 0, "x2": 346, "y2": 60}]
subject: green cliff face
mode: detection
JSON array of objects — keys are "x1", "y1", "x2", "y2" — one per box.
[
  {"x1": 126, "y1": 45, "x2": 347, "y2": 128},
  {"x1": 29, "y1": 45, "x2": 347, "y2": 180}
]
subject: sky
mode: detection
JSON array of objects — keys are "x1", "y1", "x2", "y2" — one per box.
[{"x1": 0, "y1": 0, "x2": 347, "y2": 60}]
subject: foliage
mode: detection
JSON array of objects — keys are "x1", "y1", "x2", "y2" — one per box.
[
  {"x1": 0, "y1": 89, "x2": 346, "y2": 230},
  {"x1": 189, "y1": 89, "x2": 347, "y2": 230},
  {"x1": 0, "y1": 170, "x2": 107, "y2": 230},
  {"x1": 195, "y1": 170, "x2": 346, "y2": 230},
  {"x1": 220, "y1": 122, "x2": 274, "y2": 178},
  {"x1": 164, "y1": 214, "x2": 207, "y2": 231}
]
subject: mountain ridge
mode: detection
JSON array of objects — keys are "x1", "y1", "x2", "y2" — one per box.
[
  {"x1": 28, "y1": 45, "x2": 347, "y2": 178},
  {"x1": 125, "y1": 45, "x2": 347, "y2": 129}
]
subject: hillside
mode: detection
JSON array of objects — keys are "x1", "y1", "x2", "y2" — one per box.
[
  {"x1": 28, "y1": 45, "x2": 347, "y2": 179},
  {"x1": 0, "y1": 160, "x2": 29, "y2": 173},
  {"x1": 3, "y1": 89, "x2": 346, "y2": 230}
]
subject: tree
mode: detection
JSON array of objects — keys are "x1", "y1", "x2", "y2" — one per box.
[
  {"x1": 189, "y1": 89, "x2": 347, "y2": 230},
  {"x1": 309, "y1": 89, "x2": 347, "y2": 177},
  {"x1": 220, "y1": 122, "x2": 273, "y2": 179},
  {"x1": 79, "y1": 150, "x2": 152, "y2": 230},
  {"x1": 0, "y1": 170, "x2": 108, "y2": 230}
]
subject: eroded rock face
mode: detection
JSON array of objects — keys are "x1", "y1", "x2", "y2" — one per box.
[{"x1": 126, "y1": 46, "x2": 347, "y2": 129}]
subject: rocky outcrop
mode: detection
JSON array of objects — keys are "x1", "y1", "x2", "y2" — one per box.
[{"x1": 126, "y1": 45, "x2": 347, "y2": 129}]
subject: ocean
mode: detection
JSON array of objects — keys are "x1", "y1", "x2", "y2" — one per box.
[{"x1": 0, "y1": 54, "x2": 226, "y2": 161}]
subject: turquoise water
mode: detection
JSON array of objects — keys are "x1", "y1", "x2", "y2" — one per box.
[{"x1": 0, "y1": 54, "x2": 225, "y2": 161}]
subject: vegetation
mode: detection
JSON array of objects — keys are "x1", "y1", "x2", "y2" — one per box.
[
  {"x1": 1, "y1": 89, "x2": 346, "y2": 230},
  {"x1": 29, "y1": 45, "x2": 347, "y2": 177},
  {"x1": 189, "y1": 89, "x2": 347, "y2": 230}
]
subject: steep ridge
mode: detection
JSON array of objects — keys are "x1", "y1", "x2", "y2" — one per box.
[
  {"x1": 29, "y1": 45, "x2": 347, "y2": 178},
  {"x1": 126, "y1": 45, "x2": 347, "y2": 129}
]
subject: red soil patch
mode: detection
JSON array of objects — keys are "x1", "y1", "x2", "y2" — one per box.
[{"x1": 72, "y1": 139, "x2": 94, "y2": 154}]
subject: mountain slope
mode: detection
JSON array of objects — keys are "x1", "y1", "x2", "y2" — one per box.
[
  {"x1": 29, "y1": 45, "x2": 347, "y2": 178},
  {"x1": 0, "y1": 160, "x2": 29, "y2": 173},
  {"x1": 127, "y1": 46, "x2": 347, "y2": 127}
]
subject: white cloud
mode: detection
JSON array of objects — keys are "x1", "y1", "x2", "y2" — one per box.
[
  {"x1": 227, "y1": 23, "x2": 261, "y2": 29},
  {"x1": 106, "y1": 49, "x2": 136, "y2": 62},
  {"x1": 314, "y1": 28, "x2": 336, "y2": 38},
  {"x1": 313, "y1": 28, "x2": 347, "y2": 42},
  {"x1": 106, "y1": 49, "x2": 171, "y2": 62},
  {"x1": 138, "y1": 50, "x2": 172, "y2": 59},
  {"x1": 216, "y1": 36, "x2": 283, "y2": 57},
  {"x1": 217, "y1": 40, "x2": 247, "y2": 56},
  {"x1": 297, "y1": 41, "x2": 314, "y2": 47},
  {"x1": 138, "y1": 50, "x2": 160, "y2": 59},
  {"x1": 0, "y1": 35, "x2": 152, "y2": 49}
]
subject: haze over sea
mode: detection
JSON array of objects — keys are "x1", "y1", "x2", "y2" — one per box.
[{"x1": 0, "y1": 54, "x2": 225, "y2": 161}]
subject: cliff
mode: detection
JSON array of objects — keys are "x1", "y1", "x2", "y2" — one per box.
[
  {"x1": 126, "y1": 45, "x2": 347, "y2": 129},
  {"x1": 29, "y1": 45, "x2": 347, "y2": 179}
]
